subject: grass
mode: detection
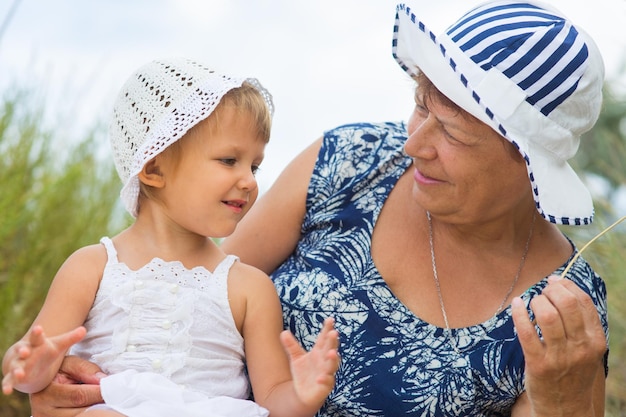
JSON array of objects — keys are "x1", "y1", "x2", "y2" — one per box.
[
  {"x1": 0, "y1": 89, "x2": 128, "y2": 416},
  {"x1": 562, "y1": 213, "x2": 626, "y2": 416},
  {"x1": 563, "y1": 83, "x2": 626, "y2": 415}
]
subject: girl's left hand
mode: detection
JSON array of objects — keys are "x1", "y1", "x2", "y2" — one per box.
[{"x1": 280, "y1": 317, "x2": 340, "y2": 408}]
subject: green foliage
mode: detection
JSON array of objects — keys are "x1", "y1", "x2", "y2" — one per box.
[
  {"x1": 0, "y1": 89, "x2": 129, "y2": 416},
  {"x1": 588, "y1": 220, "x2": 626, "y2": 415},
  {"x1": 560, "y1": 216, "x2": 626, "y2": 416},
  {"x1": 564, "y1": 83, "x2": 626, "y2": 417},
  {"x1": 575, "y1": 85, "x2": 626, "y2": 189}
]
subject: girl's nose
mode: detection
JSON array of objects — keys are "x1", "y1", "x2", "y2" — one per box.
[{"x1": 238, "y1": 169, "x2": 258, "y2": 191}]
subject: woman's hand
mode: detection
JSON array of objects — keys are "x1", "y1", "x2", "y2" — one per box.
[
  {"x1": 29, "y1": 355, "x2": 106, "y2": 417},
  {"x1": 511, "y1": 275, "x2": 607, "y2": 417}
]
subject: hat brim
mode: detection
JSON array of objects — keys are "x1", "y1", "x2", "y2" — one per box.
[{"x1": 392, "y1": 4, "x2": 593, "y2": 225}]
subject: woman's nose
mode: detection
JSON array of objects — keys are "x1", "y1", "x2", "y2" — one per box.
[{"x1": 405, "y1": 113, "x2": 437, "y2": 159}]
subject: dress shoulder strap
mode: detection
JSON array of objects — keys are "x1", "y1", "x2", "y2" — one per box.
[
  {"x1": 99, "y1": 237, "x2": 119, "y2": 265},
  {"x1": 213, "y1": 254, "x2": 239, "y2": 277}
]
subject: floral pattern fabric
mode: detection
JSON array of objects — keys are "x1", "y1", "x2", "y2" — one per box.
[{"x1": 271, "y1": 121, "x2": 609, "y2": 417}]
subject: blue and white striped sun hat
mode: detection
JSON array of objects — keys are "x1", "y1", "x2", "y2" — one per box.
[{"x1": 392, "y1": 0, "x2": 605, "y2": 225}]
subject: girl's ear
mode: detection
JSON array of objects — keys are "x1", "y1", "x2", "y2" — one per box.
[{"x1": 138, "y1": 158, "x2": 165, "y2": 188}]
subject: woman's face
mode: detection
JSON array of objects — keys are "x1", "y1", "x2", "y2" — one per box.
[{"x1": 404, "y1": 90, "x2": 533, "y2": 223}]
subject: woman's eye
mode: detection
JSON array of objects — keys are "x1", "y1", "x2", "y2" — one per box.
[
  {"x1": 412, "y1": 104, "x2": 430, "y2": 122},
  {"x1": 443, "y1": 128, "x2": 457, "y2": 141},
  {"x1": 443, "y1": 129, "x2": 464, "y2": 145},
  {"x1": 442, "y1": 127, "x2": 472, "y2": 146}
]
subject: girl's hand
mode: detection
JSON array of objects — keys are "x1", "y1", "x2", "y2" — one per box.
[
  {"x1": 3, "y1": 325, "x2": 86, "y2": 395},
  {"x1": 280, "y1": 317, "x2": 340, "y2": 408}
]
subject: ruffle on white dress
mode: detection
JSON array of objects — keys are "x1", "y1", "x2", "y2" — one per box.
[
  {"x1": 70, "y1": 237, "x2": 266, "y2": 416},
  {"x1": 88, "y1": 369, "x2": 268, "y2": 417}
]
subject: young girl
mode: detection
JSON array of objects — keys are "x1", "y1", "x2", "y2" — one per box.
[{"x1": 2, "y1": 58, "x2": 340, "y2": 417}]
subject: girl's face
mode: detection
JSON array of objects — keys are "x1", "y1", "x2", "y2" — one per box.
[
  {"x1": 404, "y1": 90, "x2": 532, "y2": 224},
  {"x1": 158, "y1": 105, "x2": 266, "y2": 239}
]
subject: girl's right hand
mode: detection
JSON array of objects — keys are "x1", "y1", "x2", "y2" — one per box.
[{"x1": 3, "y1": 326, "x2": 87, "y2": 395}]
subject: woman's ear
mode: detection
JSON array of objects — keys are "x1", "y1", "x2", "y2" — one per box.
[{"x1": 138, "y1": 158, "x2": 166, "y2": 188}]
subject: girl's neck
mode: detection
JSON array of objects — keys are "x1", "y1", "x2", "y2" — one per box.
[{"x1": 112, "y1": 218, "x2": 222, "y2": 272}]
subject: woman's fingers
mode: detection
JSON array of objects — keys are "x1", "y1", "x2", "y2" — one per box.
[{"x1": 512, "y1": 276, "x2": 607, "y2": 414}]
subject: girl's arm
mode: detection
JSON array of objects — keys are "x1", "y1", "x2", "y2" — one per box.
[
  {"x1": 2, "y1": 244, "x2": 106, "y2": 395},
  {"x1": 228, "y1": 262, "x2": 339, "y2": 417}
]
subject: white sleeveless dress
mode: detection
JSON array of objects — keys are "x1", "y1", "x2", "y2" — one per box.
[{"x1": 69, "y1": 237, "x2": 268, "y2": 417}]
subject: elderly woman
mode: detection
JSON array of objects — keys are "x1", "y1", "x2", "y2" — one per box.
[{"x1": 31, "y1": 1, "x2": 608, "y2": 416}]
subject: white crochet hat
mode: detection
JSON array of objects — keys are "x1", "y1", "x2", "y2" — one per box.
[
  {"x1": 393, "y1": 0, "x2": 605, "y2": 225},
  {"x1": 110, "y1": 57, "x2": 274, "y2": 217}
]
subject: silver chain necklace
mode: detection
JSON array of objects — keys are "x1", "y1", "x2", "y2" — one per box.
[{"x1": 426, "y1": 210, "x2": 536, "y2": 353}]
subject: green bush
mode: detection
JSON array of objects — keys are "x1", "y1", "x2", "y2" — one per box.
[
  {"x1": 561, "y1": 84, "x2": 626, "y2": 416},
  {"x1": 0, "y1": 89, "x2": 128, "y2": 416},
  {"x1": 562, "y1": 214, "x2": 626, "y2": 416}
]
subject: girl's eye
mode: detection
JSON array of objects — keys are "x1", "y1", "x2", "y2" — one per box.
[
  {"x1": 251, "y1": 165, "x2": 260, "y2": 175},
  {"x1": 220, "y1": 158, "x2": 236, "y2": 166}
]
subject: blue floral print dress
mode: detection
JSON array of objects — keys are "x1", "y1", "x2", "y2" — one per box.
[{"x1": 271, "y1": 121, "x2": 609, "y2": 417}]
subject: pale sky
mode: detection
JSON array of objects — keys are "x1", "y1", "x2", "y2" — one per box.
[{"x1": 1, "y1": 0, "x2": 625, "y2": 192}]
